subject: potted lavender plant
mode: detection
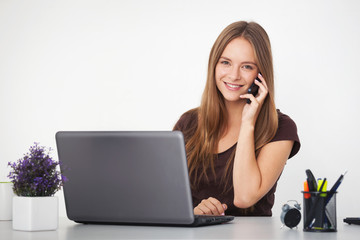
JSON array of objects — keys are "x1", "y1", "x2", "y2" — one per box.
[{"x1": 7, "y1": 143, "x2": 67, "y2": 231}]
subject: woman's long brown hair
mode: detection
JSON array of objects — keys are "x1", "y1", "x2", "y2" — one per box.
[{"x1": 186, "y1": 21, "x2": 278, "y2": 192}]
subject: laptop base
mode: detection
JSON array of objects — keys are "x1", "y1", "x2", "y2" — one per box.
[{"x1": 74, "y1": 215, "x2": 234, "y2": 227}]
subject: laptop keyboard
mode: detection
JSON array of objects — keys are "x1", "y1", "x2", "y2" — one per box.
[{"x1": 193, "y1": 215, "x2": 234, "y2": 226}]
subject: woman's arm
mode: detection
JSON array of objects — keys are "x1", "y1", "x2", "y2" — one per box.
[
  {"x1": 232, "y1": 128, "x2": 294, "y2": 208},
  {"x1": 233, "y1": 74, "x2": 294, "y2": 208}
]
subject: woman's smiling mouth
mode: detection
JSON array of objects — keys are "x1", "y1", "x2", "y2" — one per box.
[{"x1": 224, "y1": 82, "x2": 244, "y2": 91}]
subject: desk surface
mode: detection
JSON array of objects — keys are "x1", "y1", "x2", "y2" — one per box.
[{"x1": 1, "y1": 216, "x2": 360, "y2": 239}]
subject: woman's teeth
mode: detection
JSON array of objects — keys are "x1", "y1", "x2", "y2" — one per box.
[{"x1": 226, "y1": 83, "x2": 240, "y2": 88}]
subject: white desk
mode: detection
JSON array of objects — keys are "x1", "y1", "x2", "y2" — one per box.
[{"x1": 1, "y1": 216, "x2": 360, "y2": 239}]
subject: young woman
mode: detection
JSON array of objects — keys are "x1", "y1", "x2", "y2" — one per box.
[{"x1": 173, "y1": 21, "x2": 300, "y2": 216}]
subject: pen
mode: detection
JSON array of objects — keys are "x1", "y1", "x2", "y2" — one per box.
[
  {"x1": 304, "y1": 181, "x2": 310, "y2": 199},
  {"x1": 316, "y1": 178, "x2": 327, "y2": 228},
  {"x1": 304, "y1": 181, "x2": 311, "y2": 217},
  {"x1": 325, "y1": 170, "x2": 347, "y2": 206},
  {"x1": 317, "y1": 179, "x2": 327, "y2": 197}
]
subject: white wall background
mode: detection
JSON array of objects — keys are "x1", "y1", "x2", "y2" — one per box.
[{"x1": 1, "y1": 0, "x2": 359, "y2": 218}]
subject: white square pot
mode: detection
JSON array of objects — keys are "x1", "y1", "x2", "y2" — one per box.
[
  {"x1": 0, "y1": 182, "x2": 14, "y2": 220},
  {"x1": 12, "y1": 196, "x2": 58, "y2": 231}
]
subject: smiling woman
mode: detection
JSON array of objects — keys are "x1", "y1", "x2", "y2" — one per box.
[
  {"x1": 215, "y1": 38, "x2": 259, "y2": 101},
  {"x1": 173, "y1": 21, "x2": 301, "y2": 216}
]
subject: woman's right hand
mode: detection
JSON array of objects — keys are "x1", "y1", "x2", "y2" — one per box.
[{"x1": 194, "y1": 197, "x2": 228, "y2": 215}]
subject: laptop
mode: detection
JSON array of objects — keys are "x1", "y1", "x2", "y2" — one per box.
[{"x1": 55, "y1": 131, "x2": 234, "y2": 227}]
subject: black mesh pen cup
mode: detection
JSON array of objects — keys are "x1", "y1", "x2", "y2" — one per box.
[{"x1": 302, "y1": 191, "x2": 337, "y2": 232}]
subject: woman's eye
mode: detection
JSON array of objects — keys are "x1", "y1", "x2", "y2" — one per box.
[
  {"x1": 242, "y1": 65, "x2": 253, "y2": 70},
  {"x1": 221, "y1": 60, "x2": 230, "y2": 65}
]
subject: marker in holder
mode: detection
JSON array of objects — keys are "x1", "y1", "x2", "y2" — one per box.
[{"x1": 302, "y1": 191, "x2": 337, "y2": 232}]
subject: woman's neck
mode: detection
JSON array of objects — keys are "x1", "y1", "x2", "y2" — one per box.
[
  {"x1": 217, "y1": 100, "x2": 245, "y2": 151},
  {"x1": 225, "y1": 100, "x2": 245, "y2": 129}
]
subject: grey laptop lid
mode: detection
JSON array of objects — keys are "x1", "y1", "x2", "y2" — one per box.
[{"x1": 55, "y1": 131, "x2": 195, "y2": 225}]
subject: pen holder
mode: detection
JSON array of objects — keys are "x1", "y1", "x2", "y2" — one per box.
[{"x1": 302, "y1": 191, "x2": 337, "y2": 232}]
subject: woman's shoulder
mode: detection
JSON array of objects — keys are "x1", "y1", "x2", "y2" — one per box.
[
  {"x1": 272, "y1": 109, "x2": 301, "y2": 159},
  {"x1": 173, "y1": 108, "x2": 199, "y2": 131},
  {"x1": 276, "y1": 109, "x2": 297, "y2": 130}
]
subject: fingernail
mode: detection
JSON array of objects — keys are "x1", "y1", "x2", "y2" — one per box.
[
  {"x1": 221, "y1": 213, "x2": 225, "y2": 216},
  {"x1": 222, "y1": 204, "x2": 227, "y2": 210},
  {"x1": 258, "y1": 72, "x2": 262, "y2": 76}
]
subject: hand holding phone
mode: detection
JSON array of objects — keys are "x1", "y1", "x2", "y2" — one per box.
[{"x1": 246, "y1": 76, "x2": 262, "y2": 104}]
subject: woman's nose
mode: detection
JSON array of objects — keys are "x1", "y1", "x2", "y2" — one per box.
[{"x1": 228, "y1": 66, "x2": 241, "y2": 80}]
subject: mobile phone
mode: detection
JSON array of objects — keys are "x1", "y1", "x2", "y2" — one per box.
[{"x1": 246, "y1": 76, "x2": 262, "y2": 104}]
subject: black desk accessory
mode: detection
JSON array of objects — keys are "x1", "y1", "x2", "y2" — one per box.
[
  {"x1": 302, "y1": 169, "x2": 347, "y2": 232},
  {"x1": 344, "y1": 217, "x2": 360, "y2": 225},
  {"x1": 280, "y1": 200, "x2": 301, "y2": 229}
]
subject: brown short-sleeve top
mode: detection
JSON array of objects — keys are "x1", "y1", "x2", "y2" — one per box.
[{"x1": 173, "y1": 109, "x2": 301, "y2": 216}]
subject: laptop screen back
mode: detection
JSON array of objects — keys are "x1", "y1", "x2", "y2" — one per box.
[{"x1": 56, "y1": 131, "x2": 194, "y2": 225}]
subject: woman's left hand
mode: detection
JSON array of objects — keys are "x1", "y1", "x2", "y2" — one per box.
[{"x1": 240, "y1": 73, "x2": 268, "y2": 125}]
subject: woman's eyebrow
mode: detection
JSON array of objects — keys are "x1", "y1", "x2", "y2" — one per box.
[
  {"x1": 219, "y1": 56, "x2": 231, "y2": 61},
  {"x1": 220, "y1": 57, "x2": 257, "y2": 66},
  {"x1": 220, "y1": 56, "x2": 256, "y2": 64},
  {"x1": 241, "y1": 61, "x2": 257, "y2": 66}
]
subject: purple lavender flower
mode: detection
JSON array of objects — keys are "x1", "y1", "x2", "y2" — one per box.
[{"x1": 7, "y1": 142, "x2": 67, "y2": 197}]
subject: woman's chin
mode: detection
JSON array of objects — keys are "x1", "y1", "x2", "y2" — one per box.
[{"x1": 223, "y1": 96, "x2": 244, "y2": 104}]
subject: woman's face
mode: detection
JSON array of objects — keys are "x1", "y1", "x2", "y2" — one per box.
[{"x1": 215, "y1": 37, "x2": 259, "y2": 103}]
